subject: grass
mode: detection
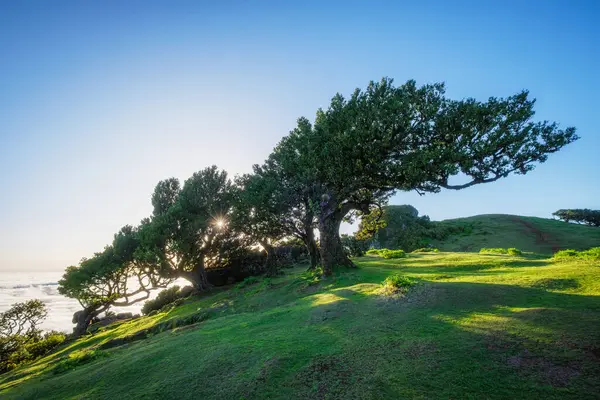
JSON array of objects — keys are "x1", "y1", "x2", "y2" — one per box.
[
  {"x1": 1, "y1": 253, "x2": 599, "y2": 399},
  {"x1": 431, "y1": 214, "x2": 600, "y2": 254}
]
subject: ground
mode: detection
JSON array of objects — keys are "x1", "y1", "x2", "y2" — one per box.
[
  {"x1": 431, "y1": 214, "x2": 600, "y2": 254},
  {"x1": 1, "y1": 251, "x2": 599, "y2": 399}
]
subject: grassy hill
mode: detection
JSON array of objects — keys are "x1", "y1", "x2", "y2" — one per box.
[
  {"x1": 430, "y1": 214, "x2": 600, "y2": 254},
  {"x1": 1, "y1": 252, "x2": 599, "y2": 399}
]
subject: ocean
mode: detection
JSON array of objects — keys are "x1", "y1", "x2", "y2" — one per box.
[{"x1": 0, "y1": 271, "x2": 165, "y2": 333}]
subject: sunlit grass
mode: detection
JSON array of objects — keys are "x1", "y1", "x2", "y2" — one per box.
[{"x1": 1, "y1": 252, "x2": 599, "y2": 399}]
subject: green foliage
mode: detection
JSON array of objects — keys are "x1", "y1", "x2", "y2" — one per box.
[
  {"x1": 379, "y1": 249, "x2": 407, "y2": 259},
  {"x1": 412, "y1": 248, "x2": 439, "y2": 253},
  {"x1": 141, "y1": 286, "x2": 185, "y2": 315},
  {"x1": 553, "y1": 209, "x2": 600, "y2": 227},
  {"x1": 366, "y1": 249, "x2": 381, "y2": 256},
  {"x1": 554, "y1": 247, "x2": 600, "y2": 261},
  {"x1": 340, "y1": 234, "x2": 369, "y2": 257},
  {"x1": 507, "y1": 247, "x2": 522, "y2": 256},
  {"x1": 382, "y1": 274, "x2": 414, "y2": 294},
  {"x1": 236, "y1": 276, "x2": 260, "y2": 289},
  {"x1": 358, "y1": 205, "x2": 433, "y2": 251},
  {"x1": 0, "y1": 302, "x2": 64, "y2": 374}
]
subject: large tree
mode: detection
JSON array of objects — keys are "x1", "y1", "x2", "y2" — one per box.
[
  {"x1": 59, "y1": 225, "x2": 172, "y2": 337},
  {"x1": 145, "y1": 166, "x2": 237, "y2": 290},
  {"x1": 270, "y1": 78, "x2": 578, "y2": 275}
]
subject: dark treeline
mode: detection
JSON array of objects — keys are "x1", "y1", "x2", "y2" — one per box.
[
  {"x1": 552, "y1": 209, "x2": 600, "y2": 227},
  {"x1": 55, "y1": 77, "x2": 578, "y2": 336}
]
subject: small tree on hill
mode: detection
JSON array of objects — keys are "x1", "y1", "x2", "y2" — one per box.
[
  {"x1": 269, "y1": 78, "x2": 578, "y2": 275},
  {"x1": 553, "y1": 209, "x2": 600, "y2": 227},
  {"x1": 59, "y1": 225, "x2": 172, "y2": 337}
]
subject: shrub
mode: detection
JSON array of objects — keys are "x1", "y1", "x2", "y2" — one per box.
[
  {"x1": 507, "y1": 248, "x2": 522, "y2": 256},
  {"x1": 554, "y1": 247, "x2": 600, "y2": 261},
  {"x1": 412, "y1": 248, "x2": 439, "y2": 253},
  {"x1": 141, "y1": 286, "x2": 183, "y2": 315},
  {"x1": 366, "y1": 249, "x2": 381, "y2": 256},
  {"x1": 25, "y1": 331, "x2": 66, "y2": 359},
  {"x1": 236, "y1": 276, "x2": 260, "y2": 289},
  {"x1": 382, "y1": 274, "x2": 414, "y2": 295},
  {"x1": 480, "y1": 248, "x2": 508, "y2": 254},
  {"x1": 380, "y1": 249, "x2": 407, "y2": 259}
]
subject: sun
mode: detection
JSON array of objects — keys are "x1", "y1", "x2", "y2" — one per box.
[{"x1": 214, "y1": 218, "x2": 226, "y2": 229}]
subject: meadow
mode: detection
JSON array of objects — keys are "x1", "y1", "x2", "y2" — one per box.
[{"x1": 1, "y1": 251, "x2": 598, "y2": 399}]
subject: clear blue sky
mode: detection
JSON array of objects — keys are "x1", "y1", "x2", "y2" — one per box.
[{"x1": 0, "y1": 1, "x2": 598, "y2": 271}]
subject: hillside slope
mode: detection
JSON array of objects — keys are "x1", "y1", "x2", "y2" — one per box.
[
  {"x1": 430, "y1": 214, "x2": 600, "y2": 254},
  {"x1": 1, "y1": 253, "x2": 599, "y2": 399}
]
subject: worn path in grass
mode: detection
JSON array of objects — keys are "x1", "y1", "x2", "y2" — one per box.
[{"x1": 1, "y1": 253, "x2": 599, "y2": 399}]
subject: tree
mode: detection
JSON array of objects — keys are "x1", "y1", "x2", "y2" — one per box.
[
  {"x1": 59, "y1": 225, "x2": 172, "y2": 337},
  {"x1": 0, "y1": 300, "x2": 47, "y2": 339},
  {"x1": 233, "y1": 163, "x2": 319, "y2": 273},
  {"x1": 553, "y1": 209, "x2": 600, "y2": 227},
  {"x1": 358, "y1": 205, "x2": 432, "y2": 251},
  {"x1": 144, "y1": 166, "x2": 237, "y2": 290},
  {"x1": 0, "y1": 300, "x2": 49, "y2": 373},
  {"x1": 270, "y1": 78, "x2": 578, "y2": 275}
]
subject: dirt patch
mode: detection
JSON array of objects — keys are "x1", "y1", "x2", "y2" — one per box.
[
  {"x1": 510, "y1": 217, "x2": 561, "y2": 252},
  {"x1": 506, "y1": 350, "x2": 580, "y2": 387},
  {"x1": 293, "y1": 355, "x2": 357, "y2": 400}
]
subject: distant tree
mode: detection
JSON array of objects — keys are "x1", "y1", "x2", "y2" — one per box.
[
  {"x1": 269, "y1": 78, "x2": 578, "y2": 275},
  {"x1": 59, "y1": 225, "x2": 172, "y2": 337},
  {"x1": 358, "y1": 205, "x2": 432, "y2": 251},
  {"x1": 340, "y1": 234, "x2": 370, "y2": 257},
  {"x1": 143, "y1": 166, "x2": 237, "y2": 290},
  {"x1": 553, "y1": 209, "x2": 600, "y2": 227},
  {"x1": 0, "y1": 300, "x2": 50, "y2": 373},
  {"x1": 0, "y1": 300, "x2": 47, "y2": 339}
]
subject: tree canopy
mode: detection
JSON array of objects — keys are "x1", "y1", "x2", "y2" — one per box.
[
  {"x1": 553, "y1": 209, "x2": 600, "y2": 227},
  {"x1": 269, "y1": 78, "x2": 578, "y2": 274}
]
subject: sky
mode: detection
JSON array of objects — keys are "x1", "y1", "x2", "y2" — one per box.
[{"x1": 0, "y1": 0, "x2": 598, "y2": 272}]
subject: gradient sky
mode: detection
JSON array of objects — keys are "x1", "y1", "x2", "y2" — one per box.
[{"x1": 0, "y1": 1, "x2": 598, "y2": 271}]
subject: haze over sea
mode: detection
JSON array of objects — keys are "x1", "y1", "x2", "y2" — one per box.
[{"x1": 0, "y1": 271, "x2": 174, "y2": 333}]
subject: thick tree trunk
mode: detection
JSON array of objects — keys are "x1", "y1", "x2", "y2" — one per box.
[
  {"x1": 181, "y1": 264, "x2": 211, "y2": 291},
  {"x1": 260, "y1": 240, "x2": 280, "y2": 277},
  {"x1": 318, "y1": 213, "x2": 354, "y2": 276},
  {"x1": 72, "y1": 306, "x2": 104, "y2": 338},
  {"x1": 303, "y1": 229, "x2": 319, "y2": 270}
]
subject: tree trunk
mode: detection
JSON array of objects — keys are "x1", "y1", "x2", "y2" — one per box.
[
  {"x1": 72, "y1": 306, "x2": 104, "y2": 338},
  {"x1": 181, "y1": 264, "x2": 211, "y2": 291},
  {"x1": 318, "y1": 212, "x2": 354, "y2": 276},
  {"x1": 260, "y1": 240, "x2": 280, "y2": 277},
  {"x1": 304, "y1": 229, "x2": 319, "y2": 270}
]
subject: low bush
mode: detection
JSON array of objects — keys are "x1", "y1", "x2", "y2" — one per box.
[
  {"x1": 236, "y1": 276, "x2": 260, "y2": 289},
  {"x1": 507, "y1": 248, "x2": 522, "y2": 256},
  {"x1": 554, "y1": 247, "x2": 600, "y2": 261},
  {"x1": 141, "y1": 286, "x2": 184, "y2": 316},
  {"x1": 412, "y1": 248, "x2": 439, "y2": 253},
  {"x1": 25, "y1": 331, "x2": 66, "y2": 359},
  {"x1": 366, "y1": 249, "x2": 381, "y2": 256},
  {"x1": 382, "y1": 274, "x2": 414, "y2": 295},
  {"x1": 480, "y1": 248, "x2": 522, "y2": 255},
  {"x1": 380, "y1": 249, "x2": 407, "y2": 259}
]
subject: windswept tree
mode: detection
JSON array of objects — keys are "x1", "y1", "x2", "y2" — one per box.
[
  {"x1": 144, "y1": 166, "x2": 236, "y2": 290},
  {"x1": 270, "y1": 78, "x2": 578, "y2": 275},
  {"x1": 59, "y1": 225, "x2": 172, "y2": 337},
  {"x1": 553, "y1": 209, "x2": 600, "y2": 227},
  {"x1": 0, "y1": 300, "x2": 47, "y2": 340}
]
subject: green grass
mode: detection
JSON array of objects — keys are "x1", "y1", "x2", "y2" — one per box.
[
  {"x1": 430, "y1": 214, "x2": 600, "y2": 254},
  {"x1": 1, "y1": 253, "x2": 599, "y2": 399}
]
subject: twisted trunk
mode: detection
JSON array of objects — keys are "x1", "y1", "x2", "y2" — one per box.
[
  {"x1": 181, "y1": 262, "x2": 211, "y2": 291},
  {"x1": 318, "y1": 194, "x2": 355, "y2": 275},
  {"x1": 72, "y1": 305, "x2": 107, "y2": 338},
  {"x1": 259, "y1": 240, "x2": 279, "y2": 277}
]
